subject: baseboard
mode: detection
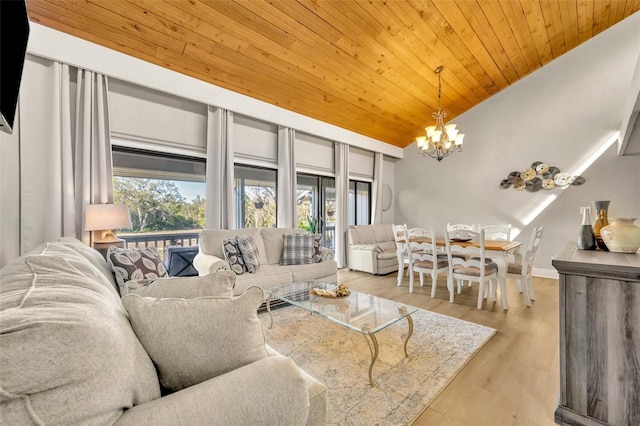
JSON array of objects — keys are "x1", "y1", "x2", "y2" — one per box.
[{"x1": 533, "y1": 267, "x2": 559, "y2": 279}]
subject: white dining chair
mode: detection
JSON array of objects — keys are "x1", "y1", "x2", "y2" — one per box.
[
  {"x1": 392, "y1": 223, "x2": 410, "y2": 286},
  {"x1": 507, "y1": 227, "x2": 544, "y2": 306},
  {"x1": 407, "y1": 227, "x2": 448, "y2": 295},
  {"x1": 444, "y1": 228, "x2": 504, "y2": 310},
  {"x1": 481, "y1": 224, "x2": 512, "y2": 241}
]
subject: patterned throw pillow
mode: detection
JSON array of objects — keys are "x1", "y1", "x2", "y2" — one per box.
[
  {"x1": 236, "y1": 235, "x2": 260, "y2": 274},
  {"x1": 311, "y1": 233, "x2": 323, "y2": 263},
  {"x1": 280, "y1": 234, "x2": 314, "y2": 266},
  {"x1": 107, "y1": 246, "x2": 168, "y2": 291},
  {"x1": 222, "y1": 238, "x2": 245, "y2": 275}
]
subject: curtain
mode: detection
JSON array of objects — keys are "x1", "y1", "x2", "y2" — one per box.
[
  {"x1": 371, "y1": 152, "x2": 384, "y2": 224},
  {"x1": 206, "y1": 107, "x2": 235, "y2": 230},
  {"x1": 334, "y1": 142, "x2": 350, "y2": 268},
  {"x1": 11, "y1": 60, "x2": 114, "y2": 255},
  {"x1": 74, "y1": 69, "x2": 114, "y2": 244},
  {"x1": 277, "y1": 126, "x2": 297, "y2": 228}
]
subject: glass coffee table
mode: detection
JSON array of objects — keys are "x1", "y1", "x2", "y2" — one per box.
[{"x1": 266, "y1": 281, "x2": 418, "y2": 387}]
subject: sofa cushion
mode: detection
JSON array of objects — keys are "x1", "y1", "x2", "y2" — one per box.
[
  {"x1": 124, "y1": 271, "x2": 236, "y2": 298},
  {"x1": 232, "y1": 265, "x2": 293, "y2": 295},
  {"x1": 107, "y1": 246, "x2": 168, "y2": 291},
  {"x1": 122, "y1": 286, "x2": 269, "y2": 392},
  {"x1": 222, "y1": 238, "x2": 246, "y2": 275},
  {"x1": 280, "y1": 234, "x2": 314, "y2": 266},
  {"x1": 311, "y1": 233, "x2": 323, "y2": 263},
  {"x1": 0, "y1": 243, "x2": 160, "y2": 425},
  {"x1": 286, "y1": 260, "x2": 339, "y2": 283},
  {"x1": 260, "y1": 227, "x2": 306, "y2": 265},
  {"x1": 58, "y1": 237, "x2": 119, "y2": 291},
  {"x1": 236, "y1": 235, "x2": 260, "y2": 273},
  {"x1": 200, "y1": 228, "x2": 268, "y2": 265}
]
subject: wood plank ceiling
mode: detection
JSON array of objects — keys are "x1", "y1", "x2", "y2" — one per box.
[{"x1": 25, "y1": 0, "x2": 640, "y2": 148}]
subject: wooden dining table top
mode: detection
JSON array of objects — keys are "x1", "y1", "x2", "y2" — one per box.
[{"x1": 406, "y1": 236, "x2": 522, "y2": 252}]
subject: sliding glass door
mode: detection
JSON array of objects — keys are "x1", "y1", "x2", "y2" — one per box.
[{"x1": 297, "y1": 174, "x2": 335, "y2": 249}]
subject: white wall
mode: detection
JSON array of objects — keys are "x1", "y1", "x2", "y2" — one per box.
[{"x1": 395, "y1": 13, "x2": 640, "y2": 276}]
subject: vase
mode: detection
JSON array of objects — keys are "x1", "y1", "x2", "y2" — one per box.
[
  {"x1": 592, "y1": 200, "x2": 610, "y2": 251},
  {"x1": 577, "y1": 207, "x2": 596, "y2": 250},
  {"x1": 600, "y1": 218, "x2": 640, "y2": 253}
]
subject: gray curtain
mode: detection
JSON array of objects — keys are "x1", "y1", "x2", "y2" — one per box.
[
  {"x1": 334, "y1": 142, "x2": 350, "y2": 268},
  {"x1": 371, "y1": 152, "x2": 384, "y2": 224},
  {"x1": 13, "y1": 60, "x2": 113, "y2": 255},
  {"x1": 74, "y1": 68, "x2": 114, "y2": 244},
  {"x1": 277, "y1": 126, "x2": 297, "y2": 228},
  {"x1": 205, "y1": 107, "x2": 235, "y2": 230}
]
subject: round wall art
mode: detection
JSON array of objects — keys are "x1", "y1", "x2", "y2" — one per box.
[{"x1": 499, "y1": 161, "x2": 585, "y2": 192}]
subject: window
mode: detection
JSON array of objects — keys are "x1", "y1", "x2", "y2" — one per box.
[
  {"x1": 111, "y1": 147, "x2": 206, "y2": 252},
  {"x1": 234, "y1": 165, "x2": 277, "y2": 228},
  {"x1": 297, "y1": 174, "x2": 335, "y2": 249},
  {"x1": 349, "y1": 180, "x2": 371, "y2": 226}
]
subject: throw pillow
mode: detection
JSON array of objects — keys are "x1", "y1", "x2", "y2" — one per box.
[
  {"x1": 280, "y1": 234, "x2": 314, "y2": 266},
  {"x1": 311, "y1": 233, "x2": 323, "y2": 263},
  {"x1": 107, "y1": 246, "x2": 168, "y2": 290},
  {"x1": 122, "y1": 286, "x2": 268, "y2": 392},
  {"x1": 123, "y1": 270, "x2": 236, "y2": 298},
  {"x1": 222, "y1": 238, "x2": 245, "y2": 275},
  {"x1": 236, "y1": 235, "x2": 260, "y2": 273}
]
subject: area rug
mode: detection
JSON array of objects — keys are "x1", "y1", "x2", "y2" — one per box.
[{"x1": 259, "y1": 305, "x2": 496, "y2": 426}]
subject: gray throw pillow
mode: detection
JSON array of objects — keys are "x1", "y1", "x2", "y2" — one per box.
[
  {"x1": 122, "y1": 286, "x2": 269, "y2": 392},
  {"x1": 280, "y1": 234, "x2": 314, "y2": 266},
  {"x1": 222, "y1": 238, "x2": 245, "y2": 275},
  {"x1": 107, "y1": 246, "x2": 168, "y2": 290},
  {"x1": 236, "y1": 235, "x2": 260, "y2": 273}
]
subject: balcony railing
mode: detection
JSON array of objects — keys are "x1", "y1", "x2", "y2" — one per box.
[
  {"x1": 119, "y1": 230, "x2": 200, "y2": 259},
  {"x1": 119, "y1": 225, "x2": 335, "y2": 258}
]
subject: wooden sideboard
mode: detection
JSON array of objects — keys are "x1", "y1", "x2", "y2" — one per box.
[{"x1": 552, "y1": 242, "x2": 640, "y2": 426}]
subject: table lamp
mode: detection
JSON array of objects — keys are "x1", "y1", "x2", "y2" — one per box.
[{"x1": 84, "y1": 204, "x2": 132, "y2": 252}]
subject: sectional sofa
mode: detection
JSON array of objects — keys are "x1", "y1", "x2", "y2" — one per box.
[
  {"x1": 194, "y1": 227, "x2": 338, "y2": 295},
  {"x1": 0, "y1": 237, "x2": 327, "y2": 425}
]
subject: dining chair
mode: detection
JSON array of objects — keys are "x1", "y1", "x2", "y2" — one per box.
[
  {"x1": 444, "y1": 228, "x2": 504, "y2": 310},
  {"x1": 407, "y1": 227, "x2": 448, "y2": 295},
  {"x1": 392, "y1": 223, "x2": 411, "y2": 286},
  {"x1": 481, "y1": 224, "x2": 512, "y2": 241},
  {"x1": 506, "y1": 226, "x2": 544, "y2": 306}
]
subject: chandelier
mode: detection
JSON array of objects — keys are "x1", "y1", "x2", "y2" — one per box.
[{"x1": 416, "y1": 66, "x2": 464, "y2": 162}]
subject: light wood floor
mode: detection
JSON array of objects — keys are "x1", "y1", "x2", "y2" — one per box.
[{"x1": 337, "y1": 268, "x2": 560, "y2": 426}]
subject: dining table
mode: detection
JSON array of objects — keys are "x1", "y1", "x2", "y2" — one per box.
[{"x1": 401, "y1": 235, "x2": 522, "y2": 307}]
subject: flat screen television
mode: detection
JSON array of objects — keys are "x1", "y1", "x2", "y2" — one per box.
[{"x1": 0, "y1": 0, "x2": 30, "y2": 135}]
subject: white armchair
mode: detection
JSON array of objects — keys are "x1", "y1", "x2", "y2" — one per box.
[{"x1": 346, "y1": 224, "x2": 399, "y2": 275}]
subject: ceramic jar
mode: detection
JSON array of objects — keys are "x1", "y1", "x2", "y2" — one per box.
[{"x1": 600, "y1": 218, "x2": 640, "y2": 253}]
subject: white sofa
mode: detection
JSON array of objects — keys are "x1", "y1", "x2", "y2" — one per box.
[
  {"x1": 347, "y1": 224, "x2": 399, "y2": 275},
  {"x1": 194, "y1": 227, "x2": 338, "y2": 295},
  {"x1": 0, "y1": 237, "x2": 327, "y2": 425}
]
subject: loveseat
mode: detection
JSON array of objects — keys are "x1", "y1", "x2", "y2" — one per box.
[
  {"x1": 194, "y1": 227, "x2": 338, "y2": 295},
  {"x1": 346, "y1": 224, "x2": 399, "y2": 275},
  {"x1": 0, "y1": 237, "x2": 327, "y2": 425}
]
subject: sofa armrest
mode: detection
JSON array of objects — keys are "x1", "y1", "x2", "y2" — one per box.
[
  {"x1": 193, "y1": 253, "x2": 230, "y2": 276},
  {"x1": 349, "y1": 243, "x2": 383, "y2": 253},
  {"x1": 115, "y1": 355, "x2": 311, "y2": 426},
  {"x1": 347, "y1": 244, "x2": 382, "y2": 274},
  {"x1": 319, "y1": 247, "x2": 334, "y2": 262}
]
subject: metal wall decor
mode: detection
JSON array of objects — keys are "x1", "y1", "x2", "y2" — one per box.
[{"x1": 500, "y1": 161, "x2": 585, "y2": 192}]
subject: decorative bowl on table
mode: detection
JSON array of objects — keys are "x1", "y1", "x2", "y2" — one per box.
[{"x1": 310, "y1": 283, "x2": 351, "y2": 298}]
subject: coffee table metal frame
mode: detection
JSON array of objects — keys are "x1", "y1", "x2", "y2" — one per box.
[{"x1": 266, "y1": 281, "x2": 417, "y2": 387}]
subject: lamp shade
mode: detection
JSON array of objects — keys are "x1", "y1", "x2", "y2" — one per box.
[{"x1": 84, "y1": 204, "x2": 132, "y2": 231}]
